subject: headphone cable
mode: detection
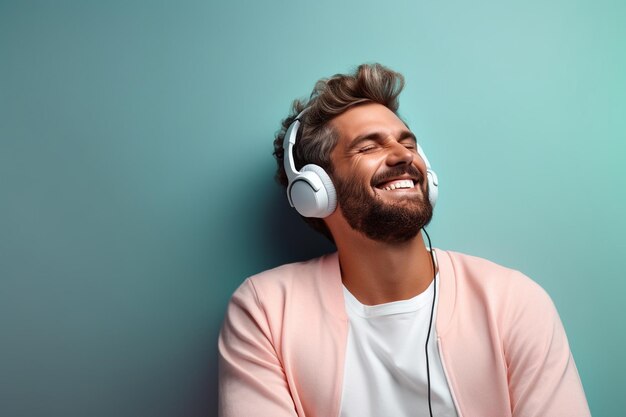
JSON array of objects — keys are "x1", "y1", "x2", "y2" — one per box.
[{"x1": 423, "y1": 227, "x2": 437, "y2": 417}]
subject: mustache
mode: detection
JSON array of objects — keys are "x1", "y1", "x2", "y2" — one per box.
[{"x1": 370, "y1": 165, "x2": 424, "y2": 186}]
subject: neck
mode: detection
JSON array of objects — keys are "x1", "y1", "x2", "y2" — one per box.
[{"x1": 333, "y1": 228, "x2": 436, "y2": 306}]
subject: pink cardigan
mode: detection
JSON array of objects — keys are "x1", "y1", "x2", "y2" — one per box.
[{"x1": 218, "y1": 249, "x2": 591, "y2": 417}]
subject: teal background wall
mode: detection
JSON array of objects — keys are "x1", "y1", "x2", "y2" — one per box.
[{"x1": 1, "y1": 0, "x2": 624, "y2": 416}]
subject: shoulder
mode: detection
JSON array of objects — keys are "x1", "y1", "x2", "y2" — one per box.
[
  {"x1": 437, "y1": 251, "x2": 588, "y2": 416},
  {"x1": 440, "y1": 249, "x2": 563, "y2": 343},
  {"x1": 247, "y1": 252, "x2": 334, "y2": 294},
  {"x1": 440, "y1": 249, "x2": 556, "y2": 322},
  {"x1": 228, "y1": 252, "x2": 338, "y2": 314},
  {"x1": 443, "y1": 249, "x2": 549, "y2": 300},
  {"x1": 222, "y1": 252, "x2": 341, "y2": 351}
]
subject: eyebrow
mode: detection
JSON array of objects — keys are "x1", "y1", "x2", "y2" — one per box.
[{"x1": 348, "y1": 130, "x2": 417, "y2": 150}]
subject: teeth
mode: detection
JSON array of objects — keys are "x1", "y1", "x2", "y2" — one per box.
[{"x1": 383, "y1": 179, "x2": 414, "y2": 191}]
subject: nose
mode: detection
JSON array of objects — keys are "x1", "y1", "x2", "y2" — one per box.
[{"x1": 385, "y1": 138, "x2": 414, "y2": 167}]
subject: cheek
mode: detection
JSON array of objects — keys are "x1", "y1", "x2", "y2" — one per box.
[
  {"x1": 414, "y1": 153, "x2": 429, "y2": 171},
  {"x1": 351, "y1": 156, "x2": 383, "y2": 179}
]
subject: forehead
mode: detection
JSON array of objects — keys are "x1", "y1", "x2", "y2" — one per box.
[{"x1": 329, "y1": 102, "x2": 408, "y2": 144}]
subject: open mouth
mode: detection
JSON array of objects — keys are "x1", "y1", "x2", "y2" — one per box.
[
  {"x1": 375, "y1": 178, "x2": 416, "y2": 191},
  {"x1": 374, "y1": 177, "x2": 419, "y2": 191}
]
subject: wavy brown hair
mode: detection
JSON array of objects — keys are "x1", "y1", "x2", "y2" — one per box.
[{"x1": 272, "y1": 63, "x2": 405, "y2": 242}]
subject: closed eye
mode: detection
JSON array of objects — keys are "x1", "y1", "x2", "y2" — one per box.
[
  {"x1": 401, "y1": 140, "x2": 417, "y2": 150},
  {"x1": 357, "y1": 141, "x2": 378, "y2": 153}
]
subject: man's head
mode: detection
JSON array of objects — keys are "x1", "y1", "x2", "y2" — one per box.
[
  {"x1": 328, "y1": 102, "x2": 433, "y2": 244},
  {"x1": 273, "y1": 63, "x2": 433, "y2": 243}
]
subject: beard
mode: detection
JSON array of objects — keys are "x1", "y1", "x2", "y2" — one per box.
[{"x1": 333, "y1": 165, "x2": 433, "y2": 244}]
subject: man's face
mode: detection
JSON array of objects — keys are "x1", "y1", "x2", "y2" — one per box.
[{"x1": 328, "y1": 103, "x2": 433, "y2": 244}]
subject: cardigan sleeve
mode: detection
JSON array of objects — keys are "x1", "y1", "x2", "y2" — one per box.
[
  {"x1": 218, "y1": 279, "x2": 298, "y2": 417},
  {"x1": 503, "y1": 271, "x2": 591, "y2": 417}
]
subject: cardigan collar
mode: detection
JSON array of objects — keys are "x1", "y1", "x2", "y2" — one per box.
[{"x1": 316, "y1": 248, "x2": 457, "y2": 335}]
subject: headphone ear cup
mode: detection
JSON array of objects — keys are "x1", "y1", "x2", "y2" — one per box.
[
  {"x1": 289, "y1": 164, "x2": 337, "y2": 218},
  {"x1": 426, "y1": 169, "x2": 439, "y2": 207}
]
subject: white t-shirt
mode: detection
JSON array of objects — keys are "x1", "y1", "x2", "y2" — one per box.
[{"x1": 339, "y1": 271, "x2": 458, "y2": 417}]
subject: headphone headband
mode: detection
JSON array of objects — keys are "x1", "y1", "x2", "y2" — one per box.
[{"x1": 283, "y1": 110, "x2": 307, "y2": 182}]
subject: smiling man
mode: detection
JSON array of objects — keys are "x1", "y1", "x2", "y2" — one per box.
[{"x1": 218, "y1": 64, "x2": 591, "y2": 417}]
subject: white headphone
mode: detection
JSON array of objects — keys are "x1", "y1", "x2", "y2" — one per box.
[{"x1": 283, "y1": 110, "x2": 439, "y2": 218}]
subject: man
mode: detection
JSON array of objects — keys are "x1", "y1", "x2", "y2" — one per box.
[{"x1": 218, "y1": 63, "x2": 591, "y2": 417}]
